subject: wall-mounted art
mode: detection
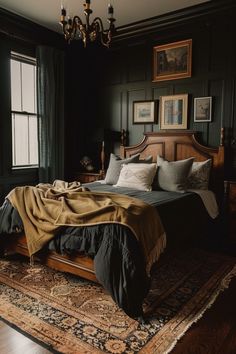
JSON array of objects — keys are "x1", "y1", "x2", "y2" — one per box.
[
  {"x1": 160, "y1": 94, "x2": 188, "y2": 129},
  {"x1": 133, "y1": 100, "x2": 157, "y2": 124},
  {"x1": 153, "y1": 39, "x2": 192, "y2": 82},
  {"x1": 194, "y1": 96, "x2": 212, "y2": 122}
]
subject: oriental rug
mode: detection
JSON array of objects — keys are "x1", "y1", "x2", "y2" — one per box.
[{"x1": 0, "y1": 249, "x2": 236, "y2": 354}]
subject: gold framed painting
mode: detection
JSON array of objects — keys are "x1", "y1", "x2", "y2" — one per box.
[
  {"x1": 153, "y1": 39, "x2": 192, "y2": 82},
  {"x1": 160, "y1": 94, "x2": 188, "y2": 130}
]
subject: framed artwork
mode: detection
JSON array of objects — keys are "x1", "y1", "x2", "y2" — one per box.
[
  {"x1": 194, "y1": 97, "x2": 212, "y2": 122},
  {"x1": 133, "y1": 100, "x2": 157, "y2": 124},
  {"x1": 153, "y1": 39, "x2": 192, "y2": 82},
  {"x1": 160, "y1": 94, "x2": 188, "y2": 129}
]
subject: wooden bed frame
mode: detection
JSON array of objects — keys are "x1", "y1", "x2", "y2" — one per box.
[{"x1": 1, "y1": 129, "x2": 225, "y2": 283}]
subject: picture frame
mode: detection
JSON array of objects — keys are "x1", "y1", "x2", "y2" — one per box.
[
  {"x1": 160, "y1": 94, "x2": 188, "y2": 130},
  {"x1": 153, "y1": 39, "x2": 192, "y2": 82},
  {"x1": 194, "y1": 97, "x2": 212, "y2": 122},
  {"x1": 133, "y1": 100, "x2": 157, "y2": 124}
]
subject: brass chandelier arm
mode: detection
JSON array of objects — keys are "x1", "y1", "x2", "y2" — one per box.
[
  {"x1": 92, "y1": 17, "x2": 114, "y2": 47},
  {"x1": 92, "y1": 17, "x2": 107, "y2": 47}
]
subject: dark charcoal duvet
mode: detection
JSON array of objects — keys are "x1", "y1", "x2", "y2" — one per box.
[{"x1": 0, "y1": 182, "x2": 211, "y2": 318}]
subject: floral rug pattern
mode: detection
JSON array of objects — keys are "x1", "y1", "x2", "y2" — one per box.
[{"x1": 0, "y1": 249, "x2": 236, "y2": 354}]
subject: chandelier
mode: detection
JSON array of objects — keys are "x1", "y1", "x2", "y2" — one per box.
[{"x1": 60, "y1": 0, "x2": 116, "y2": 47}]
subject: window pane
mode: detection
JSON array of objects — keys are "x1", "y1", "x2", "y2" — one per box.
[
  {"x1": 12, "y1": 114, "x2": 29, "y2": 166},
  {"x1": 29, "y1": 116, "x2": 38, "y2": 165},
  {"x1": 11, "y1": 52, "x2": 38, "y2": 168},
  {"x1": 22, "y1": 63, "x2": 36, "y2": 113},
  {"x1": 10, "y1": 60, "x2": 21, "y2": 111}
]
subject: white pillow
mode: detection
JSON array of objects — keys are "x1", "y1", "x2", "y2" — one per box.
[
  {"x1": 104, "y1": 153, "x2": 140, "y2": 185},
  {"x1": 114, "y1": 163, "x2": 157, "y2": 191}
]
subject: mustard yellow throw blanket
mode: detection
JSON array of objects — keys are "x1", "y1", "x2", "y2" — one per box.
[{"x1": 7, "y1": 180, "x2": 166, "y2": 274}]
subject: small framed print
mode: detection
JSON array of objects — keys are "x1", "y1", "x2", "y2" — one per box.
[
  {"x1": 133, "y1": 100, "x2": 157, "y2": 124},
  {"x1": 160, "y1": 94, "x2": 188, "y2": 129},
  {"x1": 194, "y1": 97, "x2": 212, "y2": 122}
]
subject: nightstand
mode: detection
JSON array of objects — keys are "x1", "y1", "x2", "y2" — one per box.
[
  {"x1": 224, "y1": 181, "x2": 236, "y2": 241},
  {"x1": 75, "y1": 172, "x2": 102, "y2": 183}
]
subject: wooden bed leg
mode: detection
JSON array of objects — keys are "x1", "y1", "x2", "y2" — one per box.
[{"x1": 0, "y1": 239, "x2": 5, "y2": 257}]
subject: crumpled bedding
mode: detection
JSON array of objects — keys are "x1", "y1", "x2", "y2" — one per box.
[
  {"x1": 0, "y1": 181, "x2": 214, "y2": 318},
  {"x1": 49, "y1": 224, "x2": 150, "y2": 317},
  {"x1": 7, "y1": 181, "x2": 166, "y2": 272},
  {"x1": 0, "y1": 199, "x2": 23, "y2": 234},
  {"x1": 0, "y1": 192, "x2": 162, "y2": 318}
]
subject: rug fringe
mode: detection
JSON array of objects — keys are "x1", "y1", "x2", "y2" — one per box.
[
  {"x1": 30, "y1": 255, "x2": 34, "y2": 266},
  {"x1": 162, "y1": 264, "x2": 236, "y2": 354}
]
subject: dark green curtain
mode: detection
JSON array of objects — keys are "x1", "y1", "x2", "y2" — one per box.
[{"x1": 36, "y1": 46, "x2": 64, "y2": 183}]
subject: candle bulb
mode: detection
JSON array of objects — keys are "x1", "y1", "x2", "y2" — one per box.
[
  {"x1": 108, "y1": 4, "x2": 114, "y2": 15},
  {"x1": 61, "y1": 6, "x2": 66, "y2": 16},
  {"x1": 68, "y1": 16, "x2": 72, "y2": 26}
]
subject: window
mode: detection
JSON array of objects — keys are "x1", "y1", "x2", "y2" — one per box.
[{"x1": 10, "y1": 52, "x2": 38, "y2": 168}]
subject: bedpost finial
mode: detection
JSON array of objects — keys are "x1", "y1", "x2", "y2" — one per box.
[
  {"x1": 220, "y1": 127, "x2": 225, "y2": 146},
  {"x1": 121, "y1": 129, "x2": 127, "y2": 146}
]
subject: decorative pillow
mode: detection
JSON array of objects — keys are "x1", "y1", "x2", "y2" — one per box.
[
  {"x1": 114, "y1": 163, "x2": 157, "y2": 191},
  {"x1": 156, "y1": 156, "x2": 194, "y2": 193},
  {"x1": 187, "y1": 159, "x2": 212, "y2": 190},
  {"x1": 104, "y1": 153, "x2": 140, "y2": 185}
]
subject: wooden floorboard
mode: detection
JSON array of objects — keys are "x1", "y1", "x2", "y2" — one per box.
[
  {"x1": 171, "y1": 277, "x2": 236, "y2": 354},
  {"x1": 0, "y1": 320, "x2": 51, "y2": 354}
]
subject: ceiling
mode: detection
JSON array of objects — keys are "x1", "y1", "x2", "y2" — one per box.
[{"x1": 0, "y1": 0, "x2": 210, "y2": 33}]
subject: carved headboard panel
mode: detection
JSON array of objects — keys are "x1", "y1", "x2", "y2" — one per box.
[{"x1": 120, "y1": 130, "x2": 225, "y2": 205}]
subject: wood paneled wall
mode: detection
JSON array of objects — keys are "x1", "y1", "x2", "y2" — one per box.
[{"x1": 77, "y1": 0, "x2": 236, "y2": 179}]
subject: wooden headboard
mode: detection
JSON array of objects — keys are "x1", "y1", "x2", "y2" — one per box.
[{"x1": 120, "y1": 130, "x2": 225, "y2": 205}]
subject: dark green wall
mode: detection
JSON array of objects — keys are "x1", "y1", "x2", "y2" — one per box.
[{"x1": 86, "y1": 0, "x2": 236, "y2": 180}]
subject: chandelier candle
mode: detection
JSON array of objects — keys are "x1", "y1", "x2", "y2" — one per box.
[{"x1": 60, "y1": 1, "x2": 116, "y2": 47}]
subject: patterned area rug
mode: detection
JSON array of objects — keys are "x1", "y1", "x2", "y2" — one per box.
[{"x1": 0, "y1": 249, "x2": 236, "y2": 354}]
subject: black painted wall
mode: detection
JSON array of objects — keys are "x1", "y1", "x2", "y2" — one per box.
[
  {"x1": 1, "y1": 0, "x2": 236, "y2": 195},
  {"x1": 75, "y1": 0, "x2": 236, "y2": 180},
  {"x1": 0, "y1": 7, "x2": 64, "y2": 203}
]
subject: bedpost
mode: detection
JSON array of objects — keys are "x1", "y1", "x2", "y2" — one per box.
[
  {"x1": 214, "y1": 127, "x2": 225, "y2": 206},
  {"x1": 100, "y1": 141, "x2": 105, "y2": 179},
  {"x1": 220, "y1": 127, "x2": 225, "y2": 147},
  {"x1": 120, "y1": 129, "x2": 127, "y2": 158},
  {"x1": 121, "y1": 129, "x2": 127, "y2": 146},
  {"x1": 219, "y1": 127, "x2": 225, "y2": 165}
]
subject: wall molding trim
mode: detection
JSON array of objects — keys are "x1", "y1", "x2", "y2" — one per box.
[
  {"x1": 114, "y1": 0, "x2": 236, "y2": 42},
  {"x1": 0, "y1": 6, "x2": 64, "y2": 47}
]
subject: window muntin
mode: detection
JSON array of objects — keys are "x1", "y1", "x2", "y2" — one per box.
[{"x1": 10, "y1": 52, "x2": 38, "y2": 168}]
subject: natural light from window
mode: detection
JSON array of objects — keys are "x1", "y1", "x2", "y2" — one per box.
[{"x1": 10, "y1": 52, "x2": 38, "y2": 168}]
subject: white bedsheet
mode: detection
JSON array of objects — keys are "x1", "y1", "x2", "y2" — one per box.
[{"x1": 187, "y1": 189, "x2": 219, "y2": 219}]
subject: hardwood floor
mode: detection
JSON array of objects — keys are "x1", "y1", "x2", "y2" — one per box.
[
  {"x1": 172, "y1": 277, "x2": 236, "y2": 354},
  {"x1": 0, "y1": 320, "x2": 51, "y2": 354},
  {"x1": 1, "y1": 277, "x2": 236, "y2": 354}
]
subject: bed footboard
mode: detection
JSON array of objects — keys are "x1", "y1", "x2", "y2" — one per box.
[{"x1": 2, "y1": 233, "x2": 98, "y2": 283}]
